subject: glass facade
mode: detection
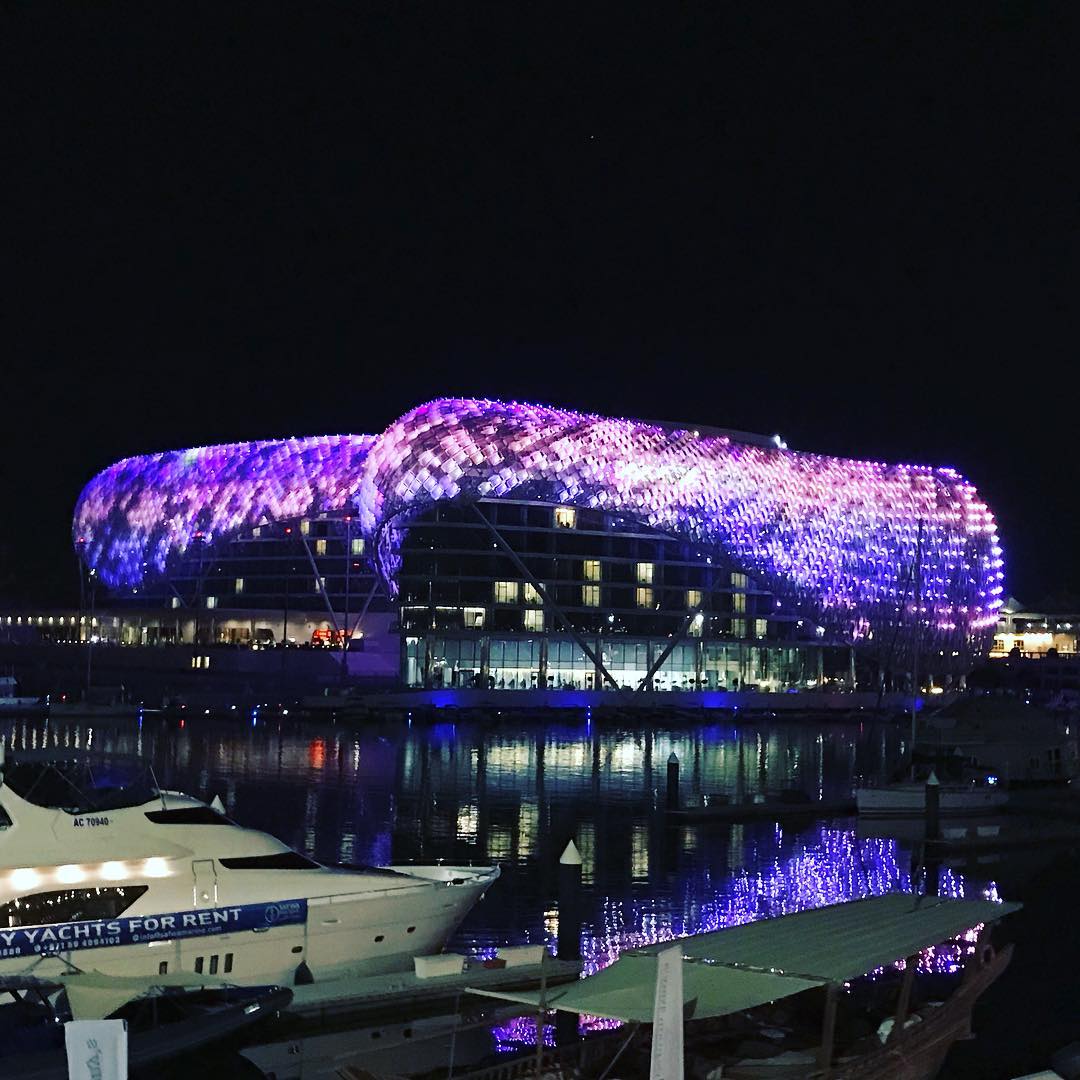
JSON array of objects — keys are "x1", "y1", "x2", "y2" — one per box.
[{"x1": 397, "y1": 498, "x2": 840, "y2": 691}]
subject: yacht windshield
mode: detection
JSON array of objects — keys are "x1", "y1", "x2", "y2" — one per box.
[{"x1": 1, "y1": 757, "x2": 159, "y2": 814}]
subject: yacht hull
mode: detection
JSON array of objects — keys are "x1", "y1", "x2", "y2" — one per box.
[{"x1": 0, "y1": 866, "x2": 497, "y2": 989}]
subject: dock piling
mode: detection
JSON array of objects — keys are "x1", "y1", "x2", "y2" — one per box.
[
  {"x1": 556, "y1": 839, "x2": 583, "y2": 1048},
  {"x1": 666, "y1": 752, "x2": 680, "y2": 811}
]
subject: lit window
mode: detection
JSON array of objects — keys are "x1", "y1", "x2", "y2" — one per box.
[
  {"x1": 581, "y1": 585, "x2": 601, "y2": 607},
  {"x1": 300, "y1": 520, "x2": 310, "y2": 536},
  {"x1": 494, "y1": 581, "x2": 520, "y2": 604},
  {"x1": 731, "y1": 572, "x2": 748, "y2": 590},
  {"x1": 554, "y1": 507, "x2": 577, "y2": 529},
  {"x1": 583, "y1": 560, "x2": 601, "y2": 582},
  {"x1": 170, "y1": 596, "x2": 181, "y2": 609},
  {"x1": 755, "y1": 618, "x2": 768, "y2": 638},
  {"x1": 635, "y1": 587, "x2": 653, "y2": 608},
  {"x1": 351, "y1": 538, "x2": 365, "y2": 556},
  {"x1": 252, "y1": 526, "x2": 261, "y2": 538},
  {"x1": 636, "y1": 562, "x2": 654, "y2": 584},
  {"x1": 733, "y1": 592, "x2": 746, "y2": 614},
  {"x1": 315, "y1": 538, "x2": 327, "y2": 556},
  {"x1": 523, "y1": 583, "x2": 541, "y2": 605},
  {"x1": 234, "y1": 578, "x2": 244, "y2": 594},
  {"x1": 731, "y1": 618, "x2": 747, "y2": 638},
  {"x1": 524, "y1": 609, "x2": 544, "y2": 631},
  {"x1": 205, "y1": 596, "x2": 217, "y2": 610},
  {"x1": 687, "y1": 589, "x2": 702, "y2": 608}
]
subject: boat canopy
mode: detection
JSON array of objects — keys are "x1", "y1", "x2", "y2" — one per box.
[{"x1": 468, "y1": 894, "x2": 1021, "y2": 1023}]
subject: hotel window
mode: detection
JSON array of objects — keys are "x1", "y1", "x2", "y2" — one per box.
[
  {"x1": 351, "y1": 537, "x2": 365, "y2": 556},
  {"x1": 731, "y1": 618, "x2": 747, "y2": 638},
  {"x1": 731, "y1": 572, "x2": 748, "y2": 589},
  {"x1": 687, "y1": 589, "x2": 702, "y2": 608},
  {"x1": 523, "y1": 583, "x2": 542, "y2": 605},
  {"x1": 494, "y1": 581, "x2": 520, "y2": 604},
  {"x1": 581, "y1": 585, "x2": 601, "y2": 607},
  {"x1": 300, "y1": 519, "x2": 310, "y2": 536},
  {"x1": 554, "y1": 507, "x2": 577, "y2": 529},
  {"x1": 733, "y1": 592, "x2": 747, "y2": 614},
  {"x1": 205, "y1": 596, "x2": 217, "y2": 610},
  {"x1": 636, "y1": 562, "x2": 654, "y2": 584},
  {"x1": 635, "y1": 587, "x2": 653, "y2": 608},
  {"x1": 523, "y1": 609, "x2": 545, "y2": 632},
  {"x1": 315, "y1": 538, "x2": 327, "y2": 556},
  {"x1": 754, "y1": 618, "x2": 768, "y2": 638},
  {"x1": 235, "y1": 578, "x2": 244, "y2": 594},
  {"x1": 583, "y1": 560, "x2": 601, "y2": 582}
]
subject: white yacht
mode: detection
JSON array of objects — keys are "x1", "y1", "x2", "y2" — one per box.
[{"x1": 0, "y1": 752, "x2": 499, "y2": 988}]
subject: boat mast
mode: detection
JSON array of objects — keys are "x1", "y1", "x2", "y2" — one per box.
[{"x1": 910, "y1": 518, "x2": 924, "y2": 780}]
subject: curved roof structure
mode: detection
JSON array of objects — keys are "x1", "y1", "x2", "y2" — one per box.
[
  {"x1": 73, "y1": 435, "x2": 375, "y2": 589},
  {"x1": 74, "y1": 397, "x2": 1004, "y2": 661}
]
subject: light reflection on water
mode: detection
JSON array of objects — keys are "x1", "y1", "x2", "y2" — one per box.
[{"x1": 2, "y1": 713, "x2": 998, "y2": 1062}]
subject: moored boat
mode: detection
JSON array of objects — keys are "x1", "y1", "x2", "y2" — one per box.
[
  {"x1": 470, "y1": 892, "x2": 1020, "y2": 1080},
  {"x1": 0, "y1": 750, "x2": 499, "y2": 990}
]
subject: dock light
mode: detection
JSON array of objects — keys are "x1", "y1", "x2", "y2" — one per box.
[
  {"x1": 56, "y1": 864, "x2": 86, "y2": 885},
  {"x1": 10, "y1": 868, "x2": 41, "y2": 890},
  {"x1": 143, "y1": 857, "x2": 169, "y2": 878},
  {"x1": 100, "y1": 861, "x2": 128, "y2": 881}
]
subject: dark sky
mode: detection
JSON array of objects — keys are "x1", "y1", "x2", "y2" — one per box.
[{"x1": 5, "y1": 4, "x2": 1077, "y2": 606}]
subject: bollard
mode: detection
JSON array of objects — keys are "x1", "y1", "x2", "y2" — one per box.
[
  {"x1": 667, "y1": 752, "x2": 680, "y2": 811},
  {"x1": 924, "y1": 771, "x2": 940, "y2": 896},
  {"x1": 556, "y1": 839, "x2": 583, "y2": 1049},
  {"x1": 557, "y1": 839, "x2": 582, "y2": 961}
]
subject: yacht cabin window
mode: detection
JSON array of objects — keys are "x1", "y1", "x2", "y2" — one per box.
[{"x1": 0, "y1": 885, "x2": 148, "y2": 928}]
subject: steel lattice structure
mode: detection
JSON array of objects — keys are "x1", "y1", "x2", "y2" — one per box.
[{"x1": 74, "y1": 397, "x2": 1004, "y2": 664}]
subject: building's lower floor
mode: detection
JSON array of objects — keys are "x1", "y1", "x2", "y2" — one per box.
[{"x1": 405, "y1": 635, "x2": 856, "y2": 693}]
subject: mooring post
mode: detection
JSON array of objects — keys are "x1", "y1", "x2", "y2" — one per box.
[
  {"x1": 667, "y1": 752, "x2": 680, "y2": 811},
  {"x1": 924, "y1": 770, "x2": 940, "y2": 896},
  {"x1": 556, "y1": 839, "x2": 583, "y2": 1048}
]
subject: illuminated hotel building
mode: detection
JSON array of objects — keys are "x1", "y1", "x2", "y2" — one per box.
[{"x1": 68, "y1": 398, "x2": 1004, "y2": 693}]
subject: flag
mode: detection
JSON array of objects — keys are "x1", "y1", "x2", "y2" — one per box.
[
  {"x1": 650, "y1": 943, "x2": 684, "y2": 1080},
  {"x1": 65, "y1": 1019, "x2": 128, "y2": 1080}
]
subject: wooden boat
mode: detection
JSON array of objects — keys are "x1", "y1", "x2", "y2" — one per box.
[{"x1": 468, "y1": 893, "x2": 1020, "y2": 1080}]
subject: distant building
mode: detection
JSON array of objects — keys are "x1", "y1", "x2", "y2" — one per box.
[
  {"x1": 65, "y1": 398, "x2": 1003, "y2": 693},
  {"x1": 991, "y1": 596, "x2": 1079, "y2": 659}
]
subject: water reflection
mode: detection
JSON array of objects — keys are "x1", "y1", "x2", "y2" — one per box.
[{"x1": 1, "y1": 713, "x2": 997, "y2": 1067}]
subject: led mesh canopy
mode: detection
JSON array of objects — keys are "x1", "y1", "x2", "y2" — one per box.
[
  {"x1": 74, "y1": 435, "x2": 375, "y2": 588},
  {"x1": 74, "y1": 398, "x2": 1003, "y2": 666}
]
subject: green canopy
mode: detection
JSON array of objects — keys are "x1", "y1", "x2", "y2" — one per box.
[
  {"x1": 61, "y1": 969, "x2": 229, "y2": 1020},
  {"x1": 468, "y1": 894, "x2": 1020, "y2": 1022}
]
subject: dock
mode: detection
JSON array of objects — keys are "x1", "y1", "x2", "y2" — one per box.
[
  {"x1": 666, "y1": 798, "x2": 856, "y2": 824},
  {"x1": 287, "y1": 956, "x2": 581, "y2": 1023}
]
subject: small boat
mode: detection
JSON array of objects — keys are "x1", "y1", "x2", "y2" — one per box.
[
  {"x1": 0, "y1": 675, "x2": 46, "y2": 716},
  {"x1": 0, "y1": 972, "x2": 292, "y2": 1079},
  {"x1": 855, "y1": 778, "x2": 1007, "y2": 817},
  {"x1": 470, "y1": 892, "x2": 1020, "y2": 1080}
]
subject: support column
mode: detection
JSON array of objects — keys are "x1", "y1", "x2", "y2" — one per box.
[
  {"x1": 538, "y1": 638, "x2": 549, "y2": 690},
  {"x1": 479, "y1": 636, "x2": 491, "y2": 688}
]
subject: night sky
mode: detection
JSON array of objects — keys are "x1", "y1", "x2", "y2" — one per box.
[{"x1": 5, "y1": 4, "x2": 1077, "y2": 607}]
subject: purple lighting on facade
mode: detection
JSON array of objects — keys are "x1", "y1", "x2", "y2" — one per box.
[
  {"x1": 73, "y1": 435, "x2": 375, "y2": 589},
  {"x1": 73, "y1": 397, "x2": 1003, "y2": 664}
]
